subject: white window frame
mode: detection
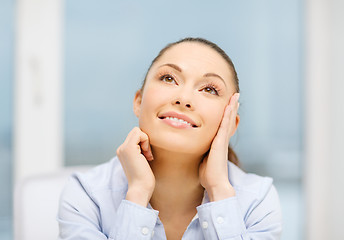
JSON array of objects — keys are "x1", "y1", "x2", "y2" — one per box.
[
  {"x1": 14, "y1": 0, "x2": 64, "y2": 182},
  {"x1": 305, "y1": 0, "x2": 344, "y2": 239}
]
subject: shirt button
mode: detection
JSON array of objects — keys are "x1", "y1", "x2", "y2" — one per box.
[
  {"x1": 216, "y1": 216, "x2": 224, "y2": 224},
  {"x1": 202, "y1": 221, "x2": 209, "y2": 229},
  {"x1": 141, "y1": 227, "x2": 149, "y2": 235}
]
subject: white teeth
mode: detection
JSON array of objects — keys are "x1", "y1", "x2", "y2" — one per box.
[{"x1": 165, "y1": 117, "x2": 192, "y2": 126}]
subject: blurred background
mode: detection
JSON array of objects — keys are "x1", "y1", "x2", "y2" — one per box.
[{"x1": 1, "y1": 0, "x2": 343, "y2": 239}]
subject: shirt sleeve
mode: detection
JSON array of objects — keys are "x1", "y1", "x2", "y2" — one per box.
[
  {"x1": 196, "y1": 184, "x2": 282, "y2": 240},
  {"x1": 57, "y1": 175, "x2": 159, "y2": 240},
  {"x1": 109, "y1": 200, "x2": 159, "y2": 239}
]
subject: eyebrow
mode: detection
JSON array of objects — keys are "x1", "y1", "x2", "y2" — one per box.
[
  {"x1": 159, "y1": 63, "x2": 227, "y2": 86},
  {"x1": 159, "y1": 63, "x2": 182, "y2": 72},
  {"x1": 203, "y1": 73, "x2": 226, "y2": 86}
]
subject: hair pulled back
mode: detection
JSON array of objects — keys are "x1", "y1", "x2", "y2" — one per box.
[{"x1": 141, "y1": 37, "x2": 240, "y2": 167}]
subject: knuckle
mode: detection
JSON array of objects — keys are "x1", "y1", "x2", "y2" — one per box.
[
  {"x1": 116, "y1": 146, "x2": 122, "y2": 156},
  {"x1": 132, "y1": 127, "x2": 140, "y2": 133}
]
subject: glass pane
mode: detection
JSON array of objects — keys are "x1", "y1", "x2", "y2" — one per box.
[
  {"x1": 64, "y1": 1, "x2": 303, "y2": 239},
  {"x1": 0, "y1": 0, "x2": 14, "y2": 239}
]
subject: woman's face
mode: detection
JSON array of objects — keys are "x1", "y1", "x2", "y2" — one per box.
[{"x1": 134, "y1": 42, "x2": 238, "y2": 156}]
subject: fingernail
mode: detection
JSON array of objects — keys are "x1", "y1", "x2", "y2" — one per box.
[{"x1": 236, "y1": 93, "x2": 240, "y2": 101}]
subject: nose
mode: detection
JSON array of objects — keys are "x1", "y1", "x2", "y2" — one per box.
[
  {"x1": 174, "y1": 100, "x2": 192, "y2": 109},
  {"x1": 172, "y1": 84, "x2": 195, "y2": 110},
  {"x1": 173, "y1": 88, "x2": 194, "y2": 110}
]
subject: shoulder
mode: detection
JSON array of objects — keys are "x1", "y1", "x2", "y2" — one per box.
[
  {"x1": 227, "y1": 161, "x2": 280, "y2": 211},
  {"x1": 58, "y1": 157, "x2": 128, "y2": 235},
  {"x1": 58, "y1": 157, "x2": 127, "y2": 221},
  {"x1": 70, "y1": 156, "x2": 127, "y2": 194},
  {"x1": 227, "y1": 162, "x2": 282, "y2": 233},
  {"x1": 60, "y1": 156, "x2": 127, "y2": 206}
]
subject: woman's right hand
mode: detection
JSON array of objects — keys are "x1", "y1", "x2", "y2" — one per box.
[{"x1": 116, "y1": 127, "x2": 155, "y2": 207}]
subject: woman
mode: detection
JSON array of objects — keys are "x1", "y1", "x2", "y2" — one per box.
[{"x1": 58, "y1": 37, "x2": 282, "y2": 240}]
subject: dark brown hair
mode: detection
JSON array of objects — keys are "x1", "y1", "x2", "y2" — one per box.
[{"x1": 141, "y1": 37, "x2": 240, "y2": 167}]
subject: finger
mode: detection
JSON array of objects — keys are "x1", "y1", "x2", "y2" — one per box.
[
  {"x1": 138, "y1": 131, "x2": 154, "y2": 161},
  {"x1": 215, "y1": 93, "x2": 240, "y2": 145},
  {"x1": 124, "y1": 127, "x2": 141, "y2": 146},
  {"x1": 226, "y1": 95, "x2": 240, "y2": 140},
  {"x1": 125, "y1": 127, "x2": 154, "y2": 161},
  {"x1": 228, "y1": 93, "x2": 240, "y2": 110},
  {"x1": 215, "y1": 105, "x2": 232, "y2": 143}
]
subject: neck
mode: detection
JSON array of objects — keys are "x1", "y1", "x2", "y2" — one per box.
[{"x1": 149, "y1": 146, "x2": 205, "y2": 213}]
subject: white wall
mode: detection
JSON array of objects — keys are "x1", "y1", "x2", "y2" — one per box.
[
  {"x1": 14, "y1": 0, "x2": 64, "y2": 182},
  {"x1": 305, "y1": 0, "x2": 344, "y2": 239}
]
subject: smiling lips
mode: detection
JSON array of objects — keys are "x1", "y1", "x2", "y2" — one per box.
[{"x1": 159, "y1": 111, "x2": 198, "y2": 129}]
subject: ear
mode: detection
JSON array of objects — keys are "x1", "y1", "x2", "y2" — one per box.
[
  {"x1": 133, "y1": 90, "x2": 142, "y2": 118},
  {"x1": 230, "y1": 114, "x2": 240, "y2": 137}
]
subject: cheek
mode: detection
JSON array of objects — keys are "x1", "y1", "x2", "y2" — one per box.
[
  {"x1": 201, "y1": 102, "x2": 225, "y2": 128},
  {"x1": 207, "y1": 112, "x2": 224, "y2": 139},
  {"x1": 137, "y1": 86, "x2": 169, "y2": 129},
  {"x1": 138, "y1": 95, "x2": 155, "y2": 127},
  {"x1": 139, "y1": 86, "x2": 169, "y2": 114},
  {"x1": 199, "y1": 103, "x2": 226, "y2": 141}
]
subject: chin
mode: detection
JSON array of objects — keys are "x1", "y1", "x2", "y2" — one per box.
[{"x1": 149, "y1": 133, "x2": 210, "y2": 156}]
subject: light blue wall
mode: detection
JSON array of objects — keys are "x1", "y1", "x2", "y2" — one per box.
[
  {"x1": 0, "y1": 0, "x2": 14, "y2": 238},
  {"x1": 65, "y1": 0, "x2": 303, "y2": 177}
]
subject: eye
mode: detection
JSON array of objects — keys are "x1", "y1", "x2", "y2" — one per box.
[
  {"x1": 160, "y1": 74, "x2": 176, "y2": 84},
  {"x1": 201, "y1": 85, "x2": 219, "y2": 95}
]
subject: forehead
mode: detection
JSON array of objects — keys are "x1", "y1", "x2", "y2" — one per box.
[{"x1": 151, "y1": 42, "x2": 234, "y2": 84}]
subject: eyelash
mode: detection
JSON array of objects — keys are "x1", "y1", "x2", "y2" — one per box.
[
  {"x1": 201, "y1": 83, "x2": 220, "y2": 96},
  {"x1": 158, "y1": 73, "x2": 220, "y2": 96},
  {"x1": 159, "y1": 73, "x2": 177, "y2": 84}
]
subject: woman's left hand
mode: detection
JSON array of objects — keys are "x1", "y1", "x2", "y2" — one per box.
[{"x1": 199, "y1": 93, "x2": 240, "y2": 202}]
